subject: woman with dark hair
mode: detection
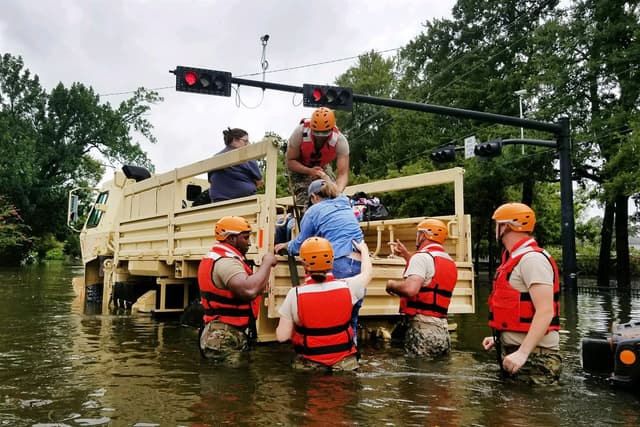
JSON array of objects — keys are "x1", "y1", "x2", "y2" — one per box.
[{"x1": 208, "y1": 128, "x2": 263, "y2": 202}]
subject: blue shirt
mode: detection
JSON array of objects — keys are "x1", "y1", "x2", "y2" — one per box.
[
  {"x1": 287, "y1": 195, "x2": 363, "y2": 258},
  {"x1": 208, "y1": 146, "x2": 262, "y2": 202}
]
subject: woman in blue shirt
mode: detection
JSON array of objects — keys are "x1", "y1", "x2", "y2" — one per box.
[
  {"x1": 208, "y1": 128, "x2": 263, "y2": 202},
  {"x1": 275, "y1": 179, "x2": 366, "y2": 343}
]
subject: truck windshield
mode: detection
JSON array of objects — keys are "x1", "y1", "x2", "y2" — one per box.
[{"x1": 86, "y1": 191, "x2": 109, "y2": 228}]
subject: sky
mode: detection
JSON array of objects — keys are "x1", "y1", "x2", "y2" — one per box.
[{"x1": 0, "y1": 0, "x2": 456, "y2": 179}]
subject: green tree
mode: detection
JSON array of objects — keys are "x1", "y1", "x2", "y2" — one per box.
[
  {"x1": 532, "y1": 0, "x2": 640, "y2": 286},
  {"x1": 0, "y1": 196, "x2": 33, "y2": 264},
  {"x1": 0, "y1": 53, "x2": 162, "y2": 261},
  {"x1": 390, "y1": 0, "x2": 562, "y2": 266}
]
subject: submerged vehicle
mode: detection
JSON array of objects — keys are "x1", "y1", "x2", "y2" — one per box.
[
  {"x1": 581, "y1": 320, "x2": 640, "y2": 388},
  {"x1": 68, "y1": 138, "x2": 475, "y2": 342}
]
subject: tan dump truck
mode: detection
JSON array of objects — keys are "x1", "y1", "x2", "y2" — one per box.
[{"x1": 69, "y1": 138, "x2": 474, "y2": 342}]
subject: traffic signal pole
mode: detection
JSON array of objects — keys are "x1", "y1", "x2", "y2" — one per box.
[{"x1": 181, "y1": 71, "x2": 578, "y2": 290}]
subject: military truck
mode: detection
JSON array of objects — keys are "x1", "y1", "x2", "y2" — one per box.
[{"x1": 69, "y1": 138, "x2": 475, "y2": 342}]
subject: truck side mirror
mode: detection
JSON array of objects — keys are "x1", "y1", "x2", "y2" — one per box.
[{"x1": 122, "y1": 165, "x2": 151, "y2": 182}]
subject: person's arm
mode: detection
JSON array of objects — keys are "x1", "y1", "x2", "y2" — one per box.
[
  {"x1": 500, "y1": 283, "x2": 554, "y2": 374},
  {"x1": 352, "y1": 240, "x2": 372, "y2": 284},
  {"x1": 386, "y1": 274, "x2": 423, "y2": 298},
  {"x1": 286, "y1": 127, "x2": 315, "y2": 176},
  {"x1": 386, "y1": 253, "x2": 431, "y2": 298},
  {"x1": 276, "y1": 317, "x2": 294, "y2": 342},
  {"x1": 335, "y1": 153, "x2": 349, "y2": 193},
  {"x1": 225, "y1": 253, "x2": 277, "y2": 301},
  {"x1": 248, "y1": 160, "x2": 263, "y2": 187},
  {"x1": 389, "y1": 239, "x2": 411, "y2": 261},
  {"x1": 286, "y1": 211, "x2": 317, "y2": 255},
  {"x1": 276, "y1": 290, "x2": 296, "y2": 342}
]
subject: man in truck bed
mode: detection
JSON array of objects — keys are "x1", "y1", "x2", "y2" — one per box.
[{"x1": 285, "y1": 107, "x2": 349, "y2": 208}]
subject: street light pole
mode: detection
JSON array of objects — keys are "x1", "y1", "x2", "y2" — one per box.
[{"x1": 515, "y1": 89, "x2": 527, "y2": 154}]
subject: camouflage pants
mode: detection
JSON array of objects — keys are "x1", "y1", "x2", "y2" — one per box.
[
  {"x1": 199, "y1": 321, "x2": 250, "y2": 367},
  {"x1": 501, "y1": 345, "x2": 562, "y2": 385},
  {"x1": 404, "y1": 316, "x2": 451, "y2": 357},
  {"x1": 290, "y1": 165, "x2": 336, "y2": 208},
  {"x1": 292, "y1": 354, "x2": 359, "y2": 372}
]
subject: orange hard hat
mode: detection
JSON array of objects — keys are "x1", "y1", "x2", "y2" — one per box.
[
  {"x1": 417, "y1": 219, "x2": 448, "y2": 244},
  {"x1": 492, "y1": 203, "x2": 536, "y2": 232},
  {"x1": 215, "y1": 216, "x2": 252, "y2": 241},
  {"x1": 309, "y1": 107, "x2": 336, "y2": 133},
  {"x1": 300, "y1": 237, "x2": 334, "y2": 272}
]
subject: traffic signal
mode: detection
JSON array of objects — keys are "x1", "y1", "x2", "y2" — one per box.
[
  {"x1": 430, "y1": 145, "x2": 457, "y2": 163},
  {"x1": 172, "y1": 66, "x2": 232, "y2": 97},
  {"x1": 302, "y1": 84, "x2": 353, "y2": 111},
  {"x1": 474, "y1": 139, "x2": 503, "y2": 158}
]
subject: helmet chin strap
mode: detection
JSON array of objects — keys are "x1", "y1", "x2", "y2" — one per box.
[{"x1": 496, "y1": 223, "x2": 511, "y2": 245}]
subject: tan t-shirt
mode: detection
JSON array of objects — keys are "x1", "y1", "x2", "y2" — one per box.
[
  {"x1": 278, "y1": 276, "x2": 366, "y2": 324},
  {"x1": 404, "y1": 252, "x2": 436, "y2": 281},
  {"x1": 501, "y1": 251, "x2": 560, "y2": 349},
  {"x1": 212, "y1": 257, "x2": 248, "y2": 289},
  {"x1": 287, "y1": 124, "x2": 350, "y2": 158}
]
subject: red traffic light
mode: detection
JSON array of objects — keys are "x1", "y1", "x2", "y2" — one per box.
[
  {"x1": 184, "y1": 71, "x2": 197, "y2": 86},
  {"x1": 173, "y1": 66, "x2": 232, "y2": 97},
  {"x1": 302, "y1": 84, "x2": 353, "y2": 111}
]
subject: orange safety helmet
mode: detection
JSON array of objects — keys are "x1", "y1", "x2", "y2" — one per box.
[
  {"x1": 309, "y1": 107, "x2": 336, "y2": 133},
  {"x1": 492, "y1": 203, "x2": 536, "y2": 232},
  {"x1": 300, "y1": 237, "x2": 334, "y2": 272},
  {"x1": 417, "y1": 219, "x2": 448, "y2": 244},
  {"x1": 215, "y1": 216, "x2": 252, "y2": 241}
]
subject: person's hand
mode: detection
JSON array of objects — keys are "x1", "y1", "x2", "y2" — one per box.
[
  {"x1": 386, "y1": 280, "x2": 397, "y2": 296},
  {"x1": 311, "y1": 166, "x2": 325, "y2": 179},
  {"x1": 502, "y1": 349, "x2": 528, "y2": 374},
  {"x1": 262, "y1": 252, "x2": 278, "y2": 267},
  {"x1": 482, "y1": 336, "x2": 495, "y2": 351},
  {"x1": 274, "y1": 243, "x2": 288, "y2": 254},
  {"x1": 389, "y1": 239, "x2": 410, "y2": 260},
  {"x1": 352, "y1": 239, "x2": 369, "y2": 255}
]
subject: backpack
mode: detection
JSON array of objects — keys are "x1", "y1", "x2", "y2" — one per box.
[{"x1": 350, "y1": 192, "x2": 389, "y2": 221}]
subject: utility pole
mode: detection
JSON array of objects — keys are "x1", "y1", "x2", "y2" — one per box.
[{"x1": 515, "y1": 89, "x2": 527, "y2": 154}]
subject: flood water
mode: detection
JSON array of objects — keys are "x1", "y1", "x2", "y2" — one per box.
[{"x1": 1, "y1": 262, "x2": 639, "y2": 426}]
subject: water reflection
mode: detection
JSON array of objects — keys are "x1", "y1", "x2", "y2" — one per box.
[{"x1": 1, "y1": 264, "x2": 639, "y2": 426}]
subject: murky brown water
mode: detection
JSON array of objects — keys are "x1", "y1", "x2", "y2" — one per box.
[{"x1": 1, "y1": 262, "x2": 639, "y2": 426}]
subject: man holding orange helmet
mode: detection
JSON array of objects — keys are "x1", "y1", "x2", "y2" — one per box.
[
  {"x1": 481, "y1": 203, "x2": 562, "y2": 384},
  {"x1": 286, "y1": 107, "x2": 350, "y2": 207},
  {"x1": 386, "y1": 218, "x2": 458, "y2": 357}
]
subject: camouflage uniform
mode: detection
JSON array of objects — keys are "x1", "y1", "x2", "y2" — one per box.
[
  {"x1": 292, "y1": 354, "x2": 358, "y2": 372},
  {"x1": 501, "y1": 345, "x2": 562, "y2": 385},
  {"x1": 199, "y1": 320, "x2": 250, "y2": 367},
  {"x1": 290, "y1": 166, "x2": 336, "y2": 208},
  {"x1": 404, "y1": 314, "x2": 450, "y2": 357}
]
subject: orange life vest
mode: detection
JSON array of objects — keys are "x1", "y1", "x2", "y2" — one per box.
[
  {"x1": 399, "y1": 242, "x2": 458, "y2": 318},
  {"x1": 291, "y1": 273, "x2": 357, "y2": 366},
  {"x1": 299, "y1": 119, "x2": 341, "y2": 168},
  {"x1": 197, "y1": 243, "x2": 260, "y2": 329},
  {"x1": 488, "y1": 237, "x2": 561, "y2": 332}
]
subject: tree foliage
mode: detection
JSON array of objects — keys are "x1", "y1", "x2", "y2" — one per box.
[
  {"x1": 331, "y1": 0, "x2": 639, "y2": 284},
  {"x1": 0, "y1": 196, "x2": 32, "y2": 265},
  {"x1": 0, "y1": 53, "x2": 162, "y2": 263}
]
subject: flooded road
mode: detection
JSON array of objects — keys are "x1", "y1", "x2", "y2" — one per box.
[{"x1": 1, "y1": 262, "x2": 639, "y2": 426}]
